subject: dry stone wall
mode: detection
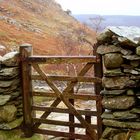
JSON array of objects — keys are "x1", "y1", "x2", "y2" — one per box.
[
  {"x1": 97, "y1": 26, "x2": 140, "y2": 140},
  {"x1": 0, "y1": 51, "x2": 23, "y2": 130}
]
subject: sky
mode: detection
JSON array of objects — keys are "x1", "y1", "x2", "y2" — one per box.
[{"x1": 55, "y1": 0, "x2": 140, "y2": 15}]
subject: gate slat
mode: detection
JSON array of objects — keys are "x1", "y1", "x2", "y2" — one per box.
[
  {"x1": 28, "y1": 56, "x2": 97, "y2": 64},
  {"x1": 33, "y1": 91, "x2": 98, "y2": 100},
  {"x1": 31, "y1": 75, "x2": 101, "y2": 83},
  {"x1": 33, "y1": 118, "x2": 97, "y2": 129},
  {"x1": 33, "y1": 128, "x2": 92, "y2": 140},
  {"x1": 32, "y1": 106, "x2": 97, "y2": 116}
]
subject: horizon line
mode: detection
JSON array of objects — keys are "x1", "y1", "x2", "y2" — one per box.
[{"x1": 73, "y1": 14, "x2": 140, "y2": 16}]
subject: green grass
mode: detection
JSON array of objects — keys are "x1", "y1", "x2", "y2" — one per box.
[{"x1": 0, "y1": 129, "x2": 45, "y2": 140}]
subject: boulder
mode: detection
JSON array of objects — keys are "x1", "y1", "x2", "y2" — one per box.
[
  {"x1": 102, "y1": 76, "x2": 136, "y2": 89},
  {"x1": 0, "y1": 105, "x2": 17, "y2": 122},
  {"x1": 104, "y1": 53, "x2": 123, "y2": 69},
  {"x1": 96, "y1": 29, "x2": 113, "y2": 44},
  {"x1": 102, "y1": 96, "x2": 135, "y2": 110}
]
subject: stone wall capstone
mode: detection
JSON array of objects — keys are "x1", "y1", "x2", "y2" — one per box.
[{"x1": 97, "y1": 26, "x2": 140, "y2": 140}]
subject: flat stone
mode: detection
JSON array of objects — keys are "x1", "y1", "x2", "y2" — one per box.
[
  {"x1": 102, "y1": 96, "x2": 135, "y2": 110},
  {"x1": 123, "y1": 55, "x2": 140, "y2": 60},
  {"x1": 121, "y1": 64, "x2": 134, "y2": 69},
  {"x1": 103, "y1": 119, "x2": 140, "y2": 129},
  {"x1": 0, "y1": 95, "x2": 11, "y2": 106},
  {"x1": 0, "y1": 105, "x2": 17, "y2": 122},
  {"x1": 107, "y1": 26, "x2": 140, "y2": 46},
  {"x1": 102, "y1": 76, "x2": 136, "y2": 89},
  {"x1": 135, "y1": 68, "x2": 140, "y2": 72},
  {"x1": 97, "y1": 45, "x2": 121, "y2": 55},
  {"x1": 118, "y1": 37, "x2": 137, "y2": 48},
  {"x1": 0, "y1": 78, "x2": 20, "y2": 88},
  {"x1": 0, "y1": 85, "x2": 19, "y2": 94},
  {"x1": 102, "y1": 127, "x2": 122, "y2": 139},
  {"x1": 131, "y1": 108, "x2": 140, "y2": 114},
  {"x1": 0, "y1": 67, "x2": 19, "y2": 80},
  {"x1": 101, "y1": 112, "x2": 115, "y2": 119},
  {"x1": 0, "y1": 117, "x2": 22, "y2": 130},
  {"x1": 130, "y1": 75, "x2": 140, "y2": 80},
  {"x1": 10, "y1": 90, "x2": 21, "y2": 99},
  {"x1": 100, "y1": 89, "x2": 126, "y2": 95},
  {"x1": 0, "y1": 79, "x2": 20, "y2": 94},
  {"x1": 104, "y1": 68, "x2": 124, "y2": 77},
  {"x1": 127, "y1": 89, "x2": 135, "y2": 95},
  {"x1": 136, "y1": 46, "x2": 140, "y2": 55},
  {"x1": 113, "y1": 111, "x2": 138, "y2": 120},
  {"x1": 104, "y1": 53, "x2": 123, "y2": 69},
  {"x1": 130, "y1": 61, "x2": 140, "y2": 67},
  {"x1": 2, "y1": 52, "x2": 19, "y2": 66},
  {"x1": 97, "y1": 45, "x2": 132, "y2": 55},
  {"x1": 123, "y1": 69, "x2": 140, "y2": 75}
]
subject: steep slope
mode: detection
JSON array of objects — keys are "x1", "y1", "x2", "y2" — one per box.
[{"x1": 0, "y1": 0, "x2": 96, "y2": 55}]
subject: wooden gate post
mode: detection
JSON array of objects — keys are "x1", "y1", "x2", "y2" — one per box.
[
  {"x1": 94, "y1": 54, "x2": 103, "y2": 140},
  {"x1": 20, "y1": 44, "x2": 33, "y2": 137}
]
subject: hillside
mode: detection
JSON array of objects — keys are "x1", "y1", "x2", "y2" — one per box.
[{"x1": 0, "y1": 0, "x2": 96, "y2": 55}]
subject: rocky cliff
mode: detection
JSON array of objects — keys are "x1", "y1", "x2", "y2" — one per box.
[{"x1": 0, "y1": 0, "x2": 96, "y2": 55}]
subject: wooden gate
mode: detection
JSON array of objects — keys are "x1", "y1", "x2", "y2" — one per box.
[{"x1": 20, "y1": 44, "x2": 103, "y2": 140}]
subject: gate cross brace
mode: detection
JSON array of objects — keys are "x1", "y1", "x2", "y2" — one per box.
[{"x1": 32, "y1": 63, "x2": 97, "y2": 140}]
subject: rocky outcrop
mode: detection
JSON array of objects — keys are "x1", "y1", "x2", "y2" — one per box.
[{"x1": 97, "y1": 26, "x2": 140, "y2": 140}]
